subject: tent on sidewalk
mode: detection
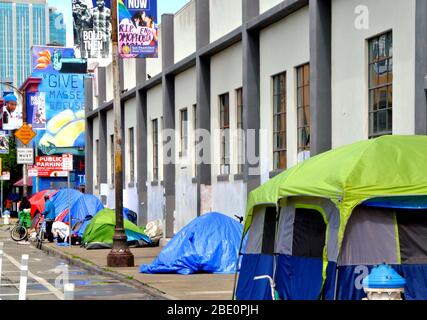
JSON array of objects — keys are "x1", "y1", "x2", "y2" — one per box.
[
  {"x1": 29, "y1": 189, "x2": 58, "y2": 218},
  {"x1": 235, "y1": 135, "x2": 427, "y2": 300},
  {"x1": 82, "y1": 208, "x2": 151, "y2": 249},
  {"x1": 52, "y1": 189, "x2": 103, "y2": 228},
  {"x1": 140, "y1": 212, "x2": 243, "y2": 275}
]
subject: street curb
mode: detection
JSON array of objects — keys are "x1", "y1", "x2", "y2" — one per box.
[{"x1": 31, "y1": 241, "x2": 177, "y2": 300}]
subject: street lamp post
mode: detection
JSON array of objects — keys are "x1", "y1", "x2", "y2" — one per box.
[
  {"x1": 107, "y1": 0, "x2": 134, "y2": 267},
  {"x1": 0, "y1": 81, "x2": 28, "y2": 198}
]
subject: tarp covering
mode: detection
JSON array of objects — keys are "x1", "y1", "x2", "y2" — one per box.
[
  {"x1": 52, "y1": 189, "x2": 103, "y2": 227},
  {"x1": 82, "y1": 208, "x2": 151, "y2": 248},
  {"x1": 140, "y1": 212, "x2": 243, "y2": 274}
]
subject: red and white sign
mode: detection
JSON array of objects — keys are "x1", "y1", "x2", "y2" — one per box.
[
  {"x1": 62, "y1": 154, "x2": 73, "y2": 171},
  {"x1": 1, "y1": 171, "x2": 10, "y2": 181},
  {"x1": 35, "y1": 156, "x2": 68, "y2": 177},
  {"x1": 28, "y1": 165, "x2": 38, "y2": 177}
]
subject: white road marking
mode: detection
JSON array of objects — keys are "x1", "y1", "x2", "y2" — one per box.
[{"x1": 3, "y1": 252, "x2": 64, "y2": 300}]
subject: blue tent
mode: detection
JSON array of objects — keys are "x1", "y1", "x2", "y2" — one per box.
[
  {"x1": 52, "y1": 189, "x2": 104, "y2": 227},
  {"x1": 140, "y1": 212, "x2": 243, "y2": 275}
]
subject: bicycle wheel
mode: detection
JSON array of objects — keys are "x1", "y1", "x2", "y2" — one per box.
[{"x1": 10, "y1": 225, "x2": 28, "y2": 242}]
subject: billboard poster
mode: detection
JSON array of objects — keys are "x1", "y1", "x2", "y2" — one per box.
[
  {"x1": 28, "y1": 92, "x2": 47, "y2": 130},
  {"x1": 118, "y1": 0, "x2": 158, "y2": 58},
  {"x1": 1, "y1": 92, "x2": 23, "y2": 131},
  {"x1": 31, "y1": 46, "x2": 85, "y2": 156},
  {"x1": 0, "y1": 131, "x2": 9, "y2": 155},
  {"x1": 35, "y1": 156, "x2": 69, "y2": 177},
  {"x1": 72, "y1": 0, "x2": 112, "y2": 59}
]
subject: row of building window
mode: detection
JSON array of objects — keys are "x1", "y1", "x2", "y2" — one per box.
[{"x1": 95, "y1": 31, "x2": 393, "y2": 185}]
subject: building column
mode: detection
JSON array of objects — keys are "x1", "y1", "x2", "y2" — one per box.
[
  {"x1": 162, "y1": 14, "x2": 175, "y2": 237},
  {"x1": 196, "y1": 0, "x2": 211, "y2": 216},
  {"x1": 309, "y1": 0, "x2": 332, "y2": 155},
  {"x1": 242, "y1": 0, "x2": 260, "y2": 193},
  {"x1": 415, "y1": 0, "x2": 427, "y2": 135},
  {"x1": 136, "y1": 59, "x2": 148, "y2": 226},
  {"x1": 84, "y1": 77, "x2": 94, "y2": 194}
]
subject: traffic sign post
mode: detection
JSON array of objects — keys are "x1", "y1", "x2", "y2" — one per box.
[
  {"x1": 17, "y1": 148, "x2": 34, "y2": 165},
  {"x1": 62, "y1": 154, "x2": 73, "y2": 246},
  {"x1": 14, "y1": 124, "x2": 36, "y2": 146}
]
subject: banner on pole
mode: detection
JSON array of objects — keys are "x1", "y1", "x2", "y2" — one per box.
[
  {"x1": 118, "y1": 0, "x2": 158, "y2": 59},
  {"x1": 72, "y1": 0, "x2": 112, "y2": 59},
  {"x1": 0, "y1": 131, "x2": 9, "y2": 155},
  {"x1": 28, "y1": 92, "x2": 47, "y2": 130}
]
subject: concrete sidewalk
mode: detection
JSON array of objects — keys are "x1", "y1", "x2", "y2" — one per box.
[{"x1": 39, "y1": 242, "x2": 237, "y2": 300}]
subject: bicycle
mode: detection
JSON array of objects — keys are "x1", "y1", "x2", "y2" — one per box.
[
  {"x1": 10, "y1": 209, "x2": 32, "y2": 242},
  {"x1": 10, "y1": 219, "x2": 28, "y2": 242}
]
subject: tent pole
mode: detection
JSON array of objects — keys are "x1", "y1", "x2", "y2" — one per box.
[{"x1": 333, "y1": 265, "x2": 339, "y2": 300}]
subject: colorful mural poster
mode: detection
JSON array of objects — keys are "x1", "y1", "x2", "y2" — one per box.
[
  {"x1": 31, "y1": 46, "x2": 85, "y2": 156},
  {"x1": 118, "y1": 0, "x2": 158, "y2": 58},
  {"x1": 0, "y1": 131, "x2": 9, "y2": 155},
  {"x1": 28, "y1": 92, "x2": 47, "y2": 130},
  {"x1": 72, "y1": 0, "x2": 112, "y2": 59}
]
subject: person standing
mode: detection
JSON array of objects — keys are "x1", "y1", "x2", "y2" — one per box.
[
  {"x1": 91, "y1": 0, "x2": 111, "y2": 58},
  {"x1": 41, "y1": 195, "x2": 56, "y2": 243}
]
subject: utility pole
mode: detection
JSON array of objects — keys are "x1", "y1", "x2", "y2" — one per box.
[{"x1": 107, "y1": 0, "x2": 134, "y2": 267}]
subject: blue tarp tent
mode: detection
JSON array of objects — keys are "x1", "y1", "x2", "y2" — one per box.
[
  {"x1": 140, "y1": 212, "x2": 243, "y2": 274},
  {"x1": 52, "y1": 189, "x2": 104, "y2": 227}
]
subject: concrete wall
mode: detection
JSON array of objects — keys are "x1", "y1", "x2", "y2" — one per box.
[
  {"x1": 331, "y1": 0, "x2": 416, "y2": 148},
  {"x1": 174, "y1": 67, "x2": 197, "y2": 232},
  {"x1": 123, "y1": 59, "x2": 136, "y2": 90},
  {"x1": 174, "y1": 0, "x2": 196, "y2": 63},
  {"x1": 210, "y1": 42, "x2": 246, "y2": 218},
  {"x1": 259, "y1": 7, "x2": 310, "y2": 183},
  {"x1": 105, "y1": 63, "x2": 113, "y2": 102},
  {"x1": 147, "y1": 25, "x2": 163, "y2": 78},
  {"x1": 260, "y1": 0, "x2": 284, "y2": 14},
  {"x1": 209, "y1": 0, "x2": 242, "y2": 42},
  {"x1": 146, "y1": 85, "x2": 165, "y2": 224}
]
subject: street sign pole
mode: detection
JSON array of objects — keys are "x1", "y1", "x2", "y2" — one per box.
[
  {"x1": 107, "y1": 0, "x2": 134, "y2": 267},
  {"x1": 68, "y1": 171, "x2": 71, "y2": 246}
]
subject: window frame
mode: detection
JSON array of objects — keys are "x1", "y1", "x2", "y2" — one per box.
[
  {"x1": 128, "y1": 127, "x2": 135, "y2": 184},
  {"x1": 368, "y1": 31, "x2": 393, "y2": 139},
  {"x1": 296, "y1": 63, "x2": 310, "y2": 154},
  {"x1": 152, "y1": 119, "x2": 159, "y2": 182},
  {"x1": 180, "y1": 108, "x2": 188, "y2": 157},
  {"x1": 219, "y1": 92, "x2": 230, "y2": 175},
  {"x1": 273, "y1": 72, "x2": 287, "y2": 171},
  {"x1": 236, "y1": 87, "x2": 244, "y2": 174}
]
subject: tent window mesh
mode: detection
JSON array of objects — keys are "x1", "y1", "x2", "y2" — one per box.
[
  {"x1": 292, "y1": 208, "x2": 326, "y2": 258},
  {"x1": 397, "y1": 210, "x2": 427, "y2": 264},
  {"x1": 262, "y1": 207, "x2": 277, "y2": 255}
]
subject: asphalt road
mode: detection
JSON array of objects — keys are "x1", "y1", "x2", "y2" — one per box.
[{"x1": 0, "y1": 226, "x2": 163, "y2": 300}]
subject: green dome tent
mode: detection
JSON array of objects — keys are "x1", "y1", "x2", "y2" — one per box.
[
  {"x1": 236, "y1": 136, "x2": 427, "y2": 300},
  {"x1": 82, "y1": 208, "x2": 151, "y2": 249}
]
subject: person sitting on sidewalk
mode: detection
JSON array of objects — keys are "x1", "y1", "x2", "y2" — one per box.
[{"x1": 41, "y1": 195, "x2": 56, "y2": 243}]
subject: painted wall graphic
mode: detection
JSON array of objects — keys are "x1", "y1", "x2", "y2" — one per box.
[
  {"x1": 118, "y1": 0, "x2": 158, "y2": 58},
  {"x1": 31, "y1": 46, "x2": 85, "y2": 156},
  {"x1": 72, "y1": 0, "x2": 112, "y2": 59}
]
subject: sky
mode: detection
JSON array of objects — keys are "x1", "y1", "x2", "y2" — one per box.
[{"x1": 48, "y1": 0, "x2": 191, "y2": 47}]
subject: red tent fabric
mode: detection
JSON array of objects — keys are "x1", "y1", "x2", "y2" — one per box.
[{"x1": 29, "y1": 190, "x2": 58, "y2": 218}]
